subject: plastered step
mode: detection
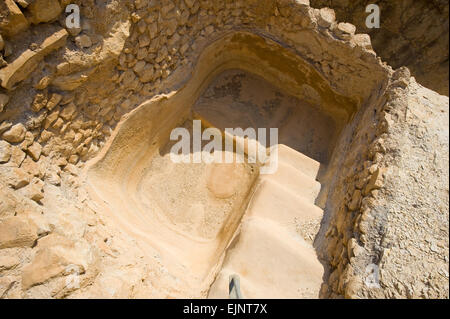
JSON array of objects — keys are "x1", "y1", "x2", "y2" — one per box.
[
  {"x1": 277, "y1": 144, "x2": 321, "y2": 180},
  {"x1": 193, "y1": 112, "x2": 275, "y2": 164},
  {"x1": 246, "y1": 179, "x2": 323, "y2": 233},
  {"x1": 192, "y1": 114, "x2": 322, "y2": 181},
  {"x1": 208, "y1": 216, "x2": 324, "y2": 298},
  {"x1": 260, "y1": 161, "x2": 321, "y2": 203}
]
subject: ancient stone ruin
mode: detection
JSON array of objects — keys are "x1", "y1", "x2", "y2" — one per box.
[{"x1": 0, "y1": 0, "x2": 448, "y2": 299}]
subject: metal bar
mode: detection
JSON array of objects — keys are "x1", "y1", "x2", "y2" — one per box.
[{"x1": 229, "y1": 274, "x2": 243, "y2": 299}]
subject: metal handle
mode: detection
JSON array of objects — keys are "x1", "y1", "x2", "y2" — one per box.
[{"x1": 229, "y1": 274, "x2": 243, "y2": 299}]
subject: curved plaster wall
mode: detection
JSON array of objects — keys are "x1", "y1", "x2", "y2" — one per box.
[{"x1": 84, "y1": 31, "x2": 364, "y2": 296}]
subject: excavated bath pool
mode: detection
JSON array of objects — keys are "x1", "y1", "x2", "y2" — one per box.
[{"x1": 84, "y1": 32, "x2": 356, "y2": 298}]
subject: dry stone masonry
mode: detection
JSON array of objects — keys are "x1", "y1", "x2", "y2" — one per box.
[{"x1": 0, "y1": 0, "x2": 448, "y2": 299}]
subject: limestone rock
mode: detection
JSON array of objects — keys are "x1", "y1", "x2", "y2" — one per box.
[
  {"x1": 8, "y1": 167, "x2": 31, "y2": 189},
  {"x1": 0, "y1": 28, "x2": 68, "y2": 90},
  {"x1": 75, "y1": 35, "x2": 93, "y2": 49},
  {"x1": 20, "y1": 131, "x2": 34, "y2": 150},
  {"x1": 22, "y1": 156, "x2": 43, "y2": 178},
  {"x1": 311, "y1": 0, "x2": 449, "y2": 95},
  {"x1": 51, "y1": 69, "x2": 94, "y2": 91},
  {"x1": 8, "y1": 145, "x2": 26, "y2": 167},
  {"x1": 138, "y1": 64, "x2": 154, "y2": 83},
  {"x1": 0, "y1": 255, "x2": 19, "y2": 271},
  {"x1": 0, "y1": 276, "x2": 19, "y2": 297},
  {"x1": 31, "y1": 92, "x2": 48, "y2": 112},
  {"x1": 0, "y1": 140, "x2": 11, "y2": 163},
  {"x1": 26, "y1": 142, "x2": 42, "y2": 161},
  {"x1": 46, "y1": 93, "x2": 62, "y2": 110},
  {"x1": 364, "y1": 167, "x2": 384, "y2": 195},
  {"x1": 0, "y1": 34, "x2": 4, "y2": 51},
  {"x1": 353, "y1": 34, "x2": 373, "y2": 51},
  {"x1": 0, "y1": 0, "x2": 29, "y2": 37},
  {"x1": 14, "y1": 0, "x2": 33, "y2": 8},
  {"x1": 0, "y1": 216, "x2": 38, "y2": 249},
  {"x1": 134, "y1": 0, "x2": 147, "y2": 10},
  {"x1": 39, "y1": 129, "x2": 53, "y2": 143},
  {"x1": 335, "y1": 22, "x2": 356, "y2": 40},
  {"x1": 28, "y1": 0, "x2": 63, "y2": 24},
  {"x1": 68, "y1": 154, "x2": 79, "y2": 165},
  {"x1": 184, "y1": 0, "x2": 195, "y2": 9},
  {"x1": 59, "y1": 102, "x2": 77, "y2": 121},
  {"x1": 44, "y1": 109, "x2": 59, "y2": 129},
  {"x1": 317, "y1": 7, "x2": 335, "y2": 28},
  {"x1": 23, "y1": 178, "x2": 44, "y2": 202},
  {"x1": 0, "y1": 0, "x2": 445, "y2": 300},
  {"x1": 2, "y1": 123, "x2": 26, "y2": 143},
  {"x1": 45, "y1": 170, "x2": 61, "y2": 186},
  {"x1": 347, "y1": 189, "x2": 362, "y2": 211},
  {"x1": 0, "y1": 93, "x2": 8, "y2": 112},
  {"x1": 22, "y1": 234, "x2": 92, "y2": 290}
]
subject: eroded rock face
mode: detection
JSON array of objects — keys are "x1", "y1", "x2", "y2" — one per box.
[
  {"x1": 310, "y1": 0, "x2": 449, "y2": 96},
  {"x1": 0, "y1": 0, "x2": 448, "y2": 299}
]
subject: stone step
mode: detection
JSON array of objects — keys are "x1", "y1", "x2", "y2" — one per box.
[
  {"x1": 277, "y1": 144, "x2": 321, "y2": 180},
  {"x1": 246, "y1": 179, "x2": 323, "y2": 230},
  {"x1": 208, "y1": 216, "x2": 324, "y2": 298},
  {"x1": 260, "y1": 161, "x2": 321, "y2": 203}
]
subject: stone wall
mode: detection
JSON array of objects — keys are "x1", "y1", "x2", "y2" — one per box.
[
  {"x1": 0, "y1": 0, "x2": 388, "y2": 208},
  {"x1": 310, "y1": 0, "x2": 449, "y2": 96},
  {"x1": 317, "y1": 66, "x2": 449, "y2": 298}
]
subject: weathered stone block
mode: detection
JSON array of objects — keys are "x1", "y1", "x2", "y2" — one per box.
[
  {"x1": 0, "y1": 216, "x2": 38, "y2": 249},
  {"x1": 0, "y1": 0, "x2": 29, "y2": 37},
  {"x1": 0, "y1": 28, "x2": 68, "y2": 90}
]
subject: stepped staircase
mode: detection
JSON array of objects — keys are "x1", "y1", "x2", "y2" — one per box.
[{"x1": 208, "y1": 144, "x2": 325, "y2": 298}]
